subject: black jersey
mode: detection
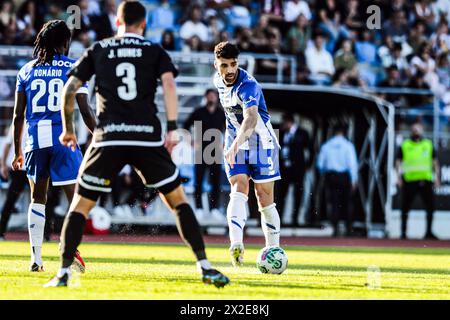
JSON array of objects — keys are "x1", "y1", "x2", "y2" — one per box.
[{"x1": 68, "y1": 33, "x2": 178, "y2": 147}]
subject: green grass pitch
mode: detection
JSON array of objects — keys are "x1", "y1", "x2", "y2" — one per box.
[{"x1": 1, "y1": 241, "x2": 449, "y2": 299}]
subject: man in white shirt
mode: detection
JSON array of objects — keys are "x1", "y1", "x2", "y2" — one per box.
[
  {"x1": 283, "y1": 0, "x2": 311, "y2": 22},
  {"x1": 180, "y1": 4, "x2": 209, "y2": 43},
  {"x1": 317, "y1": 124, "x2": 358, "y2": 237},
  {"x1": 305, "y1": 32, "x2": 335, "y2": 85}
]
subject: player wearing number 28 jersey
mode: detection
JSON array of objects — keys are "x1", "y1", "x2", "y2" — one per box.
[{"x1": 12, "y1": 20, "x2": 96, "y2": 272}]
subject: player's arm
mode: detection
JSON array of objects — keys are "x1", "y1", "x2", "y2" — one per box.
[
  {"x1": 75, "y1": 93, "x2": 96, "y2": 133},
  {"x1": 60, "y1": 75, "x2": 83, "y2": 151},
  {"x1": 225, "y1": 105, "x2": 258, "y2": 168},
  {"x1": 161, "y1": 71, "x2": 179, "y2": 153},
  {"x1": 11, "y1": 91, "x2": 26, "y2": 171}
]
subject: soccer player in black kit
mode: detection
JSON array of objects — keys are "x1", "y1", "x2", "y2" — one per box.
[{"x1": 45, "y1": 1, "x2": 229, "y2": 288}]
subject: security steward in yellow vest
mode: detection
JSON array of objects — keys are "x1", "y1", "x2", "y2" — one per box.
[{"x1": 395, "y1": 123, "x2": 440, "y2": 240}]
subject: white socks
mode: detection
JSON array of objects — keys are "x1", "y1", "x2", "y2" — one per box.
[
  {"x1": 226, "y1": 192, "x2": 248, "y2": 245},
  {"x1": 196, "y1": 259, "x2": 212, "y2": 272},
  {"x1": 28, "y1": 203, "x2": 46, "y2": 266},
  {"x1": 260, "y1": 203, "x2": 281, "y2": 247}
]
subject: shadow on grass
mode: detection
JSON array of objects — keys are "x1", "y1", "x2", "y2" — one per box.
[{"x1": 2, "y1": 254, "x2": 450, "y2": 277}]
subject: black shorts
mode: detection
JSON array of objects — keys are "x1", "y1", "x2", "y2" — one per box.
[{"x1": 76, "y1": 145, "x2": 181, "y2": 201}]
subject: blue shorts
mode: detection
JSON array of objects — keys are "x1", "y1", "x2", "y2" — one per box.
[
  {"x1": 224, "y1": 147, "x2": 281, "y2": 183},
  {"x1": 25, "y1": 144, "x2": 83, "y2": 186}
]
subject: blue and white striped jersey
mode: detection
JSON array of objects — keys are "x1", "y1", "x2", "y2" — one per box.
[
  {"x1": 16, "y1": 54, "x2": 88, "y2": 152},
  {"x1": 213, "y1": 68, "x2": 278, "y2": 150}
]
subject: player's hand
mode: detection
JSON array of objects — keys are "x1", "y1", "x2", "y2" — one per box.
[
  {"x1": 59, "y1": 131, "x2": 78, "y2": 151},
  {"x1": 164, "y1": 130, "x2": 180, "y2": 154},
  {"x1": 225, "y1": 143, "x2": 238, "y2": 169},
  {"x1": 11, "y1": 153, "x2": 24, "y2": 171}
]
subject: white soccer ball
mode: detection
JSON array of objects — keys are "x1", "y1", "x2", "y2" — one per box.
[{"x1": 256, "y1": 246, "x2": 288, "y2": 274}]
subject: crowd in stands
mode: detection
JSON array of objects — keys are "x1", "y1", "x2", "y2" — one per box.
[{"x1": 0, "y1": 0, "x2": 450, "y2": 111}]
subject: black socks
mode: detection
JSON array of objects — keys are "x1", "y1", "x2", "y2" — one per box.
[
  {"x1": 174, "y1": 203, "x2": 207, "y2": 261},
  {"x1": 60, "y1": 211, "x2": 86, "y2": 268}
]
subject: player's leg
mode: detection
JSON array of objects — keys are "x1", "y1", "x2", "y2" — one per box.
[
  {"x1": 159, "y1": 185, "x2": 229, "y2": 287},
  {"x1": 45, "y1": 145, "x2": 122, "y2": 287},
  {"x1": 226, "y1": 174, "x2": 250, "y2": 266},
  {"x1": 27, "y1": 177, "x2": 49, "y2": 271},
  {"x1": 251, "y1": 147, "x2": 281, "y2": 247},
  {"x1": 50, "y1": 143, "x2": 87, "y2": 271},
  {"x1": 44, "y1": 194, "x2": 96, "y2": 287},
  {"x1": 132, "y1": 146, "x2": 229, "y2": 287},
  {"x1": 254, "y1": 181, "x2": 281, "y2": 247},
  {"x1": 24, "y1": 148, "x2": 52, "y2": 271}
]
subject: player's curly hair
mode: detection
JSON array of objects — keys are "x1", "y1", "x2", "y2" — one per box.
[
  {"x1": 33, "y1": 20, "x2": 71, "y2": 67},
  {"x1": 214, "y1": 42, "x2": 240, "y2": 59}
]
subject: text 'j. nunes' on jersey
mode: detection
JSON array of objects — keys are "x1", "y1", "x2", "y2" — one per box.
[
  {"x1": 16, "y1": 54, "x2": 89, "y2": 152},
  {"x1": 213, "y1": 67, "x2": 279, "y2": 150},
  {"x1": 68, "y1": 33, "x2": 179, "y2": 147}
]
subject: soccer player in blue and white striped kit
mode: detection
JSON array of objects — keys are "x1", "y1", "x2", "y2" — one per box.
[
  {"x1": 11, "y1": 20, "x2": 96, "y2": 272},
  {"x1": 213, "y1": 42, "x2": 281, "y2": 266}
]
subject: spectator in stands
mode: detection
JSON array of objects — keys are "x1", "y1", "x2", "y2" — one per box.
[
  {"x1": 317, "y1": 123, "x2": 358, "y2": 237},
  {"x1": 260, "y1": 0, "x2": 286, "y2": 33},
  {"x1": 433, "y1": 0, "x2": 450, "y2": 25},
  {"x1": 286, "y1": 13, "x2": 311, "y2": 55},
  {"x1": 430, "y1": 21, "x2": 450, "y2": 56},
  {"x1": 378, "y1": 65, "x2": 406, "y2": 106},
  {"x1": 342, "y1": 0, "x2": 363, "y2": 35},
  {"x1": 410, "y1": 42, "x2": 442, "y2": 94},
  {"x1": 0, "y1": 20, "x2": 20, "y2": 45},
  {"x1": 183, "y1": 89, "x2": 226, "y2": 222},
  {"x1": 381, "y1": 41, "x2": 411, "y2": 82},
  {"x1": 283, "y1": 0, "x2": 311, "y2": 23},
  {"x1": 382, "y1": 10, "x2": 409, "y2": 42},
  {"x1": 276, "y1": 113, "x2": 313, "y2": 227},
  {"x1": 161, "y1": 29, "x2": 176, "y2": 51},
  {"x1": 256, "y1": 27, "x2": 288, "y2": 77},
  {"x1": 235, "y1": 26, "x2": 258, "y2": 53},
  {"x1": 16, "y1": 0, "x2": 37, "y2": 45},
  {"x1": 43, "y1": 1, "x2": 68, "y2": 24},
  {"x1": 384, "y1": 0, "x2": 410, "y2": 21},
  {"x1": 146, "y1": 0, "x2": 175, "y2": 42},
  {"x1": 180, "y1": 4, "x2": 209, "y2": 43},
  {"x1": 0, "y1": 0, "x2": 15, "y2": 33},
  {"x1": 413, "y1": 0, "x2": 436, "y2": 31},
  {"x1": 227, "y1": 0, "x2": 252, "y2": 30},
  {"x1": 206, "y1": 13, "x2": 224, "y2": 47},
  {"x1": 317, "y1": 0, "x2": 345, "y2": 52},
  {"x1": 436, "y1": 52, "x2": 450, "y2": 89},
  {"x1": 90, "y1": 0, "x2": 117, "y2": 41},
  {"x1": 331, "y1": 67, "x2": 364, "y2": 88},
  {"x1": 182, "y1": 34, "x2": 205, "y2": 52},
  {"x1": 408, "y1": 20, "x2": 428, "y2": 54},
  {"x1": 355, "y1": 30, "x2": 379, "y2": 86},
  {"x1": 251, "y1": 14, "x2": 270, "y2": 47},
  {"x1": 69, "y1": 28, "x2": 91, "y2": 59},
  {"x1": 205, "y1": 0, "x2": 232, "y2": 25},
  {"x1": 396, "y1": 122, "x2": 440, "y2": 239},
  {"x1": 355, "y1": 30, "x2": 378, "y2": 65},
  {"x1": 333, "y1": 39, "x2": 357, "y2": 72},
  {"x1": 305, "y1": 31, "x2": 335, "y2": 85}
]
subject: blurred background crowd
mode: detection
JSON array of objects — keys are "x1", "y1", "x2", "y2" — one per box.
[{"x1": 0, "y1": 0, "x2": 449, "y2": 92}]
